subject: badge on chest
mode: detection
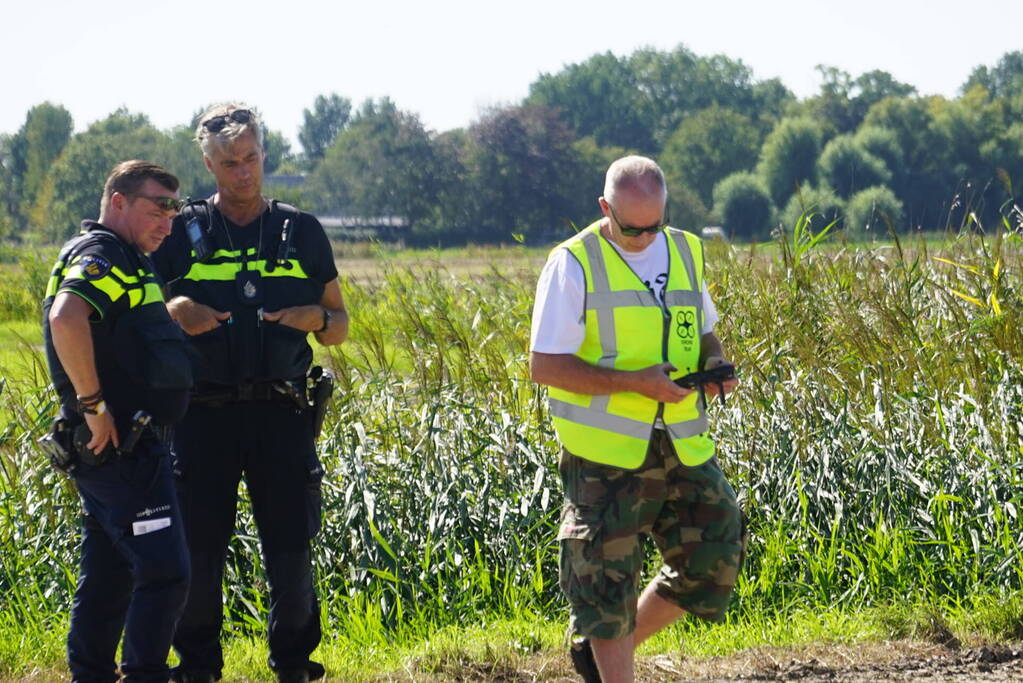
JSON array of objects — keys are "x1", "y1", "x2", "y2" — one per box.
[{"x1": 235, "y1": 270, "x2": 264, "y2": 306}]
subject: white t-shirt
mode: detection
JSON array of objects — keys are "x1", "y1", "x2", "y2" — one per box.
[{"x1": 530, "y1": 231, "x2": 719, "y2": 354}]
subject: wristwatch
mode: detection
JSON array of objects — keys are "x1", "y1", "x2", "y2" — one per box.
[{"x1": 316, "y1": 308, "x2": 331, "y2": 333}]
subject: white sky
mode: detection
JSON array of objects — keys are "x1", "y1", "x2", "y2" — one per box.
[{"x1": 3, "y1": 0, "x2": 1020, "y2": 149}]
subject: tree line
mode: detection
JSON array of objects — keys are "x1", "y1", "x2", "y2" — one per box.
[{"x1": 2, "y1": 46, "x2": 1022, "y2": 245}]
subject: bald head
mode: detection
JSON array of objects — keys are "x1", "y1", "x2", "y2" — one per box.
[{"x1": 603, "y1": 155, "x2": 667, "y2": 206}]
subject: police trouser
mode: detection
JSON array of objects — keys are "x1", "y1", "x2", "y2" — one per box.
[
  {"x1": 68, "y1": 438, "x2": 190, "y2": 683},
  {"x1": 170, "y1": 398, "x2": 323, "y2": 677}
]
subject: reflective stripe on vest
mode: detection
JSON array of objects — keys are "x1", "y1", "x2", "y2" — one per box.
[
  {"x1": 46, "y1": 234, "x2": 166, "y2": 314},
  {"x1": 181, "y1": 247, "x2": 309, "y2": 282},
  {"x1": 547, "y1": 222, "x2": 715, "y2": 468}
]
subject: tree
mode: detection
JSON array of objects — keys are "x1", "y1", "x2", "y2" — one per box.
[
  {"x1": 963, "y1": 50, "x2": 1023, "y2": 100},
  {"x1": 666, "y1": 184, "x2": 712, "y2": 233},
  {"x1": 863, "y1": 96, "x2": 945, "y2": 227},
  {"x1": 528, "y1": 45, "x2": 794, "y2": 155},
  {"x1": 529, "y1": 51, "x2": 655, "y2": 153},
  {"x1": 461, "y1": 104, "x2": 589, "y2": 244},
  {"x1": 861, "y1": 92, "x2": 1020, "y2": 229},
  {"x1": 712, "y1": 172, "x2": 775, "y2": 240},
  {"x1": 0, "y1": 135, "x2": 16, "y2": 240},
  {"x1": 305, "y1": 98, "x2": 444, "y2": 231},
  {"x1": 629, "y1": 47, "x2": 793, "y2": 145},
  {"x1": 931, "y1": 87, "x2": 1019, "y2": 228},
  {"x1": 854, "y1": 127, "x2": 904, "y2": 182},
  {"x1": 980, "y1": 121, "x2": 1023, "y2": 204},
  {"x1": 262, "y1": 129, "x2": 293, "y2": 174},
  {"x1": 855, "y1": 70, "x2": 917, "y2": 109},
  {"x1": 757, "y1": 117, "x2": 823, "y2": 206},
  {"x1": 781, "y1": 185, "x2": 844, "y2": 234},
  {"x1": 751, "y1": 78, "x2": 798, "y2": 134},
  {"x1": 10, "y1": 102, "x2": 73, "y2": 219},
  {"x1": 298, "y1": 93, "x2": 352, "y2": 165},
  {"x1": 660, "y1": 106, "x2": 761, "y2": 206},
  {"x1": 87, "y1": 107, "x2": 151, "y2": 136},
  {"x1": 845, "y1": 186, "x2": 904, "y2": 236},
  {"x1": 817, "y1": 134, "x2": 891, "y2": 199},
  {"x1": 31, "y1": 111, "x2": 166, "y2": 242},
  {"x1": 800, "y1": 67, "x2": 916, "y2": 135},
  {"x1": 151, "y1": 125, "x2": 214, "y2": 200}
]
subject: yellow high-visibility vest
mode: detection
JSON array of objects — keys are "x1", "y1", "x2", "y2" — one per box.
[{"x1": 547, "y1": 221, "x2": 714, "y2": 468}]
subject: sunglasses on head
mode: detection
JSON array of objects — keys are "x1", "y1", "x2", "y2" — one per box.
[
  {"x1": 607, "y1": 202, "x2": 669, "y2": 236},
  {"x1": 129, "y1": 194, "x2": 183, "y2": 213},
  {"x1": 201, "y1": 109, "x2": 253, "y2": 133}
]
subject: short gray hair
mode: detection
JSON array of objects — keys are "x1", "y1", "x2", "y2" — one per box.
[
  {"x1": 195, "y1": 102, "x2": 264, "y2": 156},
  {"x1": 603, "y1": 155, "x2": 666, "y2": 205}
]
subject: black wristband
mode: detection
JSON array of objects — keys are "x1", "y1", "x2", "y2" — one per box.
[
  {"x1": 77, "y1": 389, "x2": 103, "y2": 405},
  {"x1": 77, "y1": 390, "x2": 104, "y2": 414},
  {"x1": 316, "y1": 308, "x2": 330, "y2": 333}
]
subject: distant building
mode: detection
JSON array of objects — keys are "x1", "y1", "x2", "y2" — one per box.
[
  {"x1": 701, "y1": 226, "x2": 727, "y2": 241},
  {"x1": 261, "y1": 174, "x2": 408, "y2": 240},
  {"x1": 318, "y1": 215, "x2": 410, "y2": 241}
]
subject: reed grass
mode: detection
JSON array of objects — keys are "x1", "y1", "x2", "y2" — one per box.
[{"x1": 1, "y1": 215, "x2": 1021, "y2": 677}]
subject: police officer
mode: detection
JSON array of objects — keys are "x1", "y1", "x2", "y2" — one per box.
[
  {"x1": 43, "y1": 160, "x2": 193, "y2": 683},
  {"x1": 529, "y1": 156, "x2": 745, "y2": 683},
  {"x1": 152, "y1": 103, "x2": 348, "y2": 683}
]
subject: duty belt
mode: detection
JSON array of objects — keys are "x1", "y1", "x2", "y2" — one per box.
[{"x1": 192, "y1": 380, "x2": 307, "y2": 409}]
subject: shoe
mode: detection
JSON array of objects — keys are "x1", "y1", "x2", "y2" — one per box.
[
  {"x1": 569, "y1": 638, "x2": 602, "y2": 682},
  {"x1": 275, "y1": 660, "x2": 324, "y2": 682}
]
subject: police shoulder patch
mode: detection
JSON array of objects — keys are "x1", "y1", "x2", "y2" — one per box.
[{"x1": 79, "y1": 254, "x2": 112, "y2": 280}]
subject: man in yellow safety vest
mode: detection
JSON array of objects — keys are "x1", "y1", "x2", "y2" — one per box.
[{"x1": 530, "y1": 155, "x2": 746, "y2": 683}]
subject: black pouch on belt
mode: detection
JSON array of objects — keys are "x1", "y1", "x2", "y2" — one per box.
[
  {"x1": 38, "y1": 417, "x2": 77, "y2": 473},
  {"x1": 72, "y1": 423, "x2": 118, "y2": 466}
]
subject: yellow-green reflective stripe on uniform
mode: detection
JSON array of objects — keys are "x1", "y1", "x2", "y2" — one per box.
[
  {"x1": 182, "y1": 258, "x2": 309, "y2": 282},
  {"x1": 53, "y1": 263, "x2": 163, "y2": 309}
]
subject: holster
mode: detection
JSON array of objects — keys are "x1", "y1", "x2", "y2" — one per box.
[
  {"x1": 65, "y1": 410, "x2": 153, "y2": 467},
  {"x1": 308, "y1": 366, "x2": 334, "y2": 440},
  {"x1": 38, "y1": 417, "x2": 77, "y2": 474}
]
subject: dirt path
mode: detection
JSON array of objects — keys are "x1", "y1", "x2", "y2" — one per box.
[
  {"x1": 415, "y1": 641, "x2": 1023, "y2": 682},
  {"x1": 656, "y1": 642, "x2": 1023, "y2": 682},
  {"x1": 6, "y1": 641, "x2": 1021, "y2": 681}
]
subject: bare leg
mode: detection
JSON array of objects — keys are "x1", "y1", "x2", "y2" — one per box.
[
  {"x1": 590, "y1": 632, "x2": 636, "y2": 683},
  {"x1": 633, "y1": 583, "x2": 685, "y2": 647}
]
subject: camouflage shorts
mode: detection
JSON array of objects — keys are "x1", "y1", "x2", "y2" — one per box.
[{"x1": 557, "y1": 430, "x2": 747, "y2": 640}]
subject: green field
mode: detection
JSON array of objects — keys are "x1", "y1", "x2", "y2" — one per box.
[{"x1": 1, "y1": 226, "x2": 1022, "y2": 680}]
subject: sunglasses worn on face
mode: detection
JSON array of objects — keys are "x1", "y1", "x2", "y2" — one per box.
[
  {"x1": 607, "y1": 203, "x2": 669, "y2": 236},
  {"x1": 202, "y1": 109, "x2": 253, "y2": 133},
  {"x1": 129, "y1": 194, "x2": 183, "y2": 213}
]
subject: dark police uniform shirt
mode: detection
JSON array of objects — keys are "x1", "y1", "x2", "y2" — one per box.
[
  {"x1": 43, "y1": 221, "x2": 191, "y2": 426},
  {"x1": 151, "y1": 200, "x2": 338, "y2": 387}
]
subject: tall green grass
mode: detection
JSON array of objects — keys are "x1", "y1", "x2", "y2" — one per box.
[{"x1": 1, "y1": 219, "x2": 1022, "y2": 676}]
